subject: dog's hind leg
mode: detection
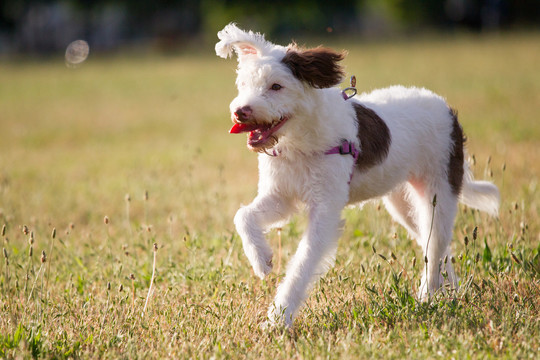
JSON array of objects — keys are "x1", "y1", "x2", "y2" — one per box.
[
  {"x1": 409, "y1": 177, "x2": 459, "y2": 300},
  {"x1": 234, "y1": 194, "x2": 295, "y2": 279},
  {"x1": 383, "y1": 184, "x2": 420, "y2": 240}
]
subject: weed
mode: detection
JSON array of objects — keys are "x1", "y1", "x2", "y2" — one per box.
[{"x1": 0, "y1": 33, "x2": 539, "y2": 358}]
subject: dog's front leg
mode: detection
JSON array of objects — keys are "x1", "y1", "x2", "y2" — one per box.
[
  {"x1": 234, "y1": 194, "x2": 294, "y2": 279},
  {"x1": 268, "y1": 196, "x2": 347, "y2": 327}
]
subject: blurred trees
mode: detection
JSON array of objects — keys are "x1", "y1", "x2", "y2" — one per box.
[{"x1": 0, "y1": 0, "x2": 538, "y2": 53}]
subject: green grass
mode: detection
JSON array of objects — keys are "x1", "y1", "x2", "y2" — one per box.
[{"x1": 1, "y1": 32, "x2": 539, "y2": 359}]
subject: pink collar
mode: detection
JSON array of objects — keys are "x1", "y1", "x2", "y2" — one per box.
[
  {"x1": 266, "y1": 139, "x2": 358, "y2": 160},
  {"x1": 266, "y1": 79, "x2": 360, "y2": 182},
  {"x1": 266, "y1": 139, "x2": 359, "y2": 185}
]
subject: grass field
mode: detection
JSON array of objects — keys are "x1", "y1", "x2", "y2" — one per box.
[{"x1": 0, "y1": 32, "x2": 539, "y2": 359}]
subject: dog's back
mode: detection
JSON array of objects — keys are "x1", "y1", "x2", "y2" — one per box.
[{"x1": 349, "y1": 85, "x2": 455, "y2": 202}]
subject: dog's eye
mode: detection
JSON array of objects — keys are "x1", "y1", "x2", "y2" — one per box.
[{"x1": 270, "y1": 83, "x2": 282, "y2": 91}]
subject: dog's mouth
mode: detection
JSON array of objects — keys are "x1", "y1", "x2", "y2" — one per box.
[{"x1": 229, "y1": 116, "x2": 289, "y2": 149}]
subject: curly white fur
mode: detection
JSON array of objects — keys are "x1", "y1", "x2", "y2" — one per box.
[{"x1": 216, "y1": 23, "x2": 500, "y2": 328}]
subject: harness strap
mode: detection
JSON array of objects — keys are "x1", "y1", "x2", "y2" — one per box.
[
  {"x1": 324, "y1": 139, "x2": 359, "y2": 161},
  {"x1": 324, "y1": 139, "x2": 359, "y2": 184},
  {"x1": 267, "y1": 76, "x2": 360, "y2": 183}
]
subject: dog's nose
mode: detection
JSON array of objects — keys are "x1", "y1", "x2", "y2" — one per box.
[{"x1": 234, "y1": 106, "x2": 252, "y2": 122}]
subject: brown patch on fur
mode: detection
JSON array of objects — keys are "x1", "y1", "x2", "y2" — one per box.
[
  {"x1": 353, "y1": 103, "x2": 391, "y2": 172},
  {"x1": 281, "y1": 47, "x2": 345, "y2": 89},
  {"x1": 448, "y1": 108, "x2": 465, "y2": 195}
]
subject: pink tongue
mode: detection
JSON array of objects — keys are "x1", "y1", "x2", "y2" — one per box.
[{"x1": 229, "y1": 123, "x2": 259, "y2": 134}]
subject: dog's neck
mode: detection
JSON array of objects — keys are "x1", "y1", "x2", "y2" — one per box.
[{"x1": 270, "y1": 87, "x2": 357, "y2": 158}]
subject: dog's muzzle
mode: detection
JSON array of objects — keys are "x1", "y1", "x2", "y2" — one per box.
[{"x1": 229, "y1": 114, "x2": 290, "y2": 150}]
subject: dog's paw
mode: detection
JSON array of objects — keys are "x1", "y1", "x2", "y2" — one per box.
[
  {"x1": 266, "y1": 303, "x2": 293, "y2": 329},
  {"x1": 245, "y1": 242, "x2": 273, "y2": 279},
  {"x1": 252, "y1": 255, "x2": 273, "y2": 279},
  {"x1": 260, "y1": 318, "x2": 291, "y2": 333}
]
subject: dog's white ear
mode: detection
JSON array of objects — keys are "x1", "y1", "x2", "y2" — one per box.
[{"x1": 215, "y1": 23, "x2": 273, "y2": 61}]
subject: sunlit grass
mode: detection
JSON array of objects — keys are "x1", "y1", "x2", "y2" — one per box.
[{"x1": 0, "y1": 32, "x2": 539, "y2": 358}]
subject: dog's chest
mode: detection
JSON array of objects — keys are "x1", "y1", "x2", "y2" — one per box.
[{"x1": 258, "y1": 154, "x2": 327, "y2": 200}]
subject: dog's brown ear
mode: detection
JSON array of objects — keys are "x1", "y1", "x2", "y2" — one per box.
[{"x1": 281, "y1": 47, "x2": 346, "y2": 89}]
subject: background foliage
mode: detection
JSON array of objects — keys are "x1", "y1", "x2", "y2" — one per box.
[{"x1": 0, "y1": 0, "x2": 539, "y2": 54}]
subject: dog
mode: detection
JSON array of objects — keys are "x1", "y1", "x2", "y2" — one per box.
[{"x1": 215, "y1": 23, "x2": 500, "y2": 328}]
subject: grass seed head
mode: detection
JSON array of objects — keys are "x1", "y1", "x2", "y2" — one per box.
[
  {"x1": 125, "y1": 193, "x2": 131, "y2": 202},
  {"x1": 104, "y1": 216, "x2": 110, "y2": 225},
  {"x1": 118, "y1": 284, "x2": 123, "y2": 292},
  {"x1": 472, "y1": 226, "x2": 478, "y2": 241},
  {"x1": 2, "y1": 247, "x2": 7, "y2": 258},
  {"x1": 41, "y1": 250, "x2": 47, "y2": 263},
  {"x1": 412, "y1": 257, "x2": 416, "y2": 268},
  {"x1": 22, "y1": 225, "x2": 29, "y2": 235},
  {"x1": 51, "y1": 228, "x2": 56, "y2": 239},
  {"x1": 144, "y1": 190, "x2": 149, "y2": 201},
  {"x1": 464, "y1": 236, "x2": 469, "y2": 246},
  {"x1": 153, "y1": 242, "x2": 158, "y2": 252},
  {"x1": 1, "y1": 224, "x2": 5, "y2": 236},
  {"x1": 28, "y1": 246, "x2": 33, "y2": 257}
]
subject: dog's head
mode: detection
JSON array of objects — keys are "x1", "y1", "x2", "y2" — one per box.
[{"x1": 216, "y1": 23, "x2": 345, "y2": 152}]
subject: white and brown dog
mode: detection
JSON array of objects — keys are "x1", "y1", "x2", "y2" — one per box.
[{"x1": 216, "y1": 23, "x2": 500, "y2": 328}]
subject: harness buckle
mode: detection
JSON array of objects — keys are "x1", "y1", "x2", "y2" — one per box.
[{"x1": 338, "y1": 140, "x2": 352, "y2": 155}]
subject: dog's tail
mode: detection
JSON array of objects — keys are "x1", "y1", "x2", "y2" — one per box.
[{"x1": 459, "y1": 163, "x2": 500, "y2": 217}]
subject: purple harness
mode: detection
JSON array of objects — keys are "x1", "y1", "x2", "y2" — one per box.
[
  {"x1": 325, "y1": 139, "x2": 359, "y2": 184},
  {"x1": 268, "y1": 77, "x2": 359, "y2": 184},
  {"x1": 324, "y1": 78, "x2": 359, "y2": 183}
]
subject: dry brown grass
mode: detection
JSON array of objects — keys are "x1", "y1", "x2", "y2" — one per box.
[{"x1": 0, "y1": 32, "x2": 538, "y2": 358}]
